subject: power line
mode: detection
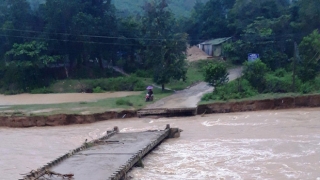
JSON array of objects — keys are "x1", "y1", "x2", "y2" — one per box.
[
  {"x1": 0, "y1": 27, "x2": 188, "y2": 42},
  {"x1": 0, "y1": 34, "x2": 185, "y2": 47},
  {"x1": 0, "y1": 27, "x2": 310, "y2": 44}
]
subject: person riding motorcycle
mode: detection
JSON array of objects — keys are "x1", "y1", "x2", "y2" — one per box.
[
  {"x1": 146, "y1": 89, "x2": 154, "y2": 101},
  {"x1": 148, "y1": 89, "x2": 153, "y2": 97}
]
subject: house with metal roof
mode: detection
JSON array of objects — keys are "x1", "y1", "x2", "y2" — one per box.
[{"x1": 198, "y1": 37, "x2": 232, "y2": 57}]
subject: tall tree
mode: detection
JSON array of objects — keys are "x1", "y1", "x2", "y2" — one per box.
[
  {"x1": 229, "y1": 0, "x2": 290, "y2": 35},
  {"x1": 295, "y1": 0, "x2": 320, "y2": 34},
  {"x1": 187, "y1": 0, "x2": 235, "y2": 44},
  {"x1": 141, "y1": 0, "x2": 188, "y2": 90},
  {"x1": 39, "y1": 0, "x2": 117, "y2": 70},
  {"x1": 297, "y1": 30, "x2": 320, "y2": 82}
]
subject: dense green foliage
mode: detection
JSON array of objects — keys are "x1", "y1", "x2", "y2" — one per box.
[
  {"x1": 203, "y1": 63, "x2": 229, "y2": 89},
  {"x1": 1, "y1": 0, "x2": 320, "y2": 95},
  {"x1": 297, "y1": 30, "x2": 320, "y2": 82},
  {"x1": 243, "y1": 59, "x2": 269, "y2": 92},
  {"x1": 113, "y1": 0, "x2": 209, "y2": 17},
  {"x1": 202, "y1": 61, "x2": 320, "y2": 102},
  {"x1": 202, "y1": 79, "x2": 258, "y2": 101},
  {"x1": 26, "y1": 0, "x2": 209, "y2": 17},
  {"x1": 48, "y1": 76, "x2": 146, "y2": 93}
]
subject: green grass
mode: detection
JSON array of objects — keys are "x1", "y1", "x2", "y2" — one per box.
[
  {"x1": 199, "y1": 92, "x2": 320, "y2": 105},
  {"x1": 0, "y1": 89, "x2": 172, "y2": 116}
]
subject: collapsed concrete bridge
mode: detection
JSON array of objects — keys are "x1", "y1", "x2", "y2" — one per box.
[
  {"x1": 21, "y1": 125, "x2": 181, "y2": 180},
  {"x1": 137, "y1": 107, "x2": 197, "y2": 117}
]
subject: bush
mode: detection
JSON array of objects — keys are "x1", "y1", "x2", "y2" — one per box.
[
  {"x1": 135, "y1": 69, "x2": 152, "y2": 78},
  {"x1": 88, "y1": 76, "x2": 145, "y2": 91},
  {"x1": 243, "y1": 59, "x2": 269, "y2": 92},
  {"x1": 202, "y1": 79, "x2": 258, "y2": 101},
  {"x1": 265, "y1": 70, "x2": 298, "y2": 93},
  {"x1": 116, "y1": 99, "x2": 133, "y2": 106},
  {"x1": 299, "y1": 77, "x2": 320, "y2": 94},
  {"x1": 70, "y1": 66, "x2": 115, "y2": 79},
  {"x1": 50, "y1": 76, "x2": 146, "y2": 93},
  {"x1": 0, "y1": 65, "x2": 52, "y2": 94},
  {"x1": 93, "y1": 86, "x2": 104, "y2": 93},
  {"x1": 203, "y1": 62, "x2": 229, "y2": 88}
]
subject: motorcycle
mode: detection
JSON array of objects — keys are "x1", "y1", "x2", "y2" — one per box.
[{"x1": 145, "y1": 94, "x2": 154, "y2": 102}]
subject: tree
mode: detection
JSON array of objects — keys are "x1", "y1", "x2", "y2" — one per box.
[
  {"x1": 204, "y1": 63, "x2": 229, "y2": 91},
  {"x1": 229, "y1": 0, "x2": 290, "y2": 35},
  {"x1": 243, "y1": 59, "x2": 269, "y2": 92},
  {"x1": 225, "y1": 15, "x2": 291, "y2": 69},
  {"x1": 187, "y1": 0, "x2": 235, "y2": 44},
  {"x1": 141, "y1": 0, "x2": 188, "y2": 91},
  {"x1": 296, "y1": 0, "x2": 320, "y2": 34},
  {"x1": 5, "y1": 41, "x2": 60, "y2": 67},
  {"x1": 297, "y1": 30, "x2": 320, "y2": 82},
  {"x1": 39, "y1": 0, "x2": 117, "y2": 71}
]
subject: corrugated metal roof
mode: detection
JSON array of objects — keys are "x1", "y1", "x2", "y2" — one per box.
[{"x1": 200, "y1": 37, "x2": 231, "y2": 45}]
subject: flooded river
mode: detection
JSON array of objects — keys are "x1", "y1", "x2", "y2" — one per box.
[{"x1": 1, "y1": 108, "x2": 320, "y2": 179}]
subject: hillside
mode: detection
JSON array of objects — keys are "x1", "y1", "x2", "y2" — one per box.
[
  {"x1": 26, "y1": 0, "x2": 209, "y2": 17},
  {"x1": 113, "y1": 0, "x2": 209, "y2": 17}
]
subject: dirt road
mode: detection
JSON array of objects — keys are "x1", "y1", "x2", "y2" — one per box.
[
  {"x1": 147, "y1": 67, "x2": 242, "y2": 109},
  {"x1": 0, "y1": 92, "x2": 141, "y2": 106}
]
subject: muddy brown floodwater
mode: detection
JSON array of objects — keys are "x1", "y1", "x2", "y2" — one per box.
[{"x1": 1, "y1": 108, "x2": 320, "y2": 180}]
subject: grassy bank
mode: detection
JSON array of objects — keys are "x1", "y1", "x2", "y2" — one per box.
[
  {"x1": 0, "y1": 89, "x2": 172, "y2": 116},
  {"x1": 199, "y1": 92, "x2": 320, "y2": 105}
]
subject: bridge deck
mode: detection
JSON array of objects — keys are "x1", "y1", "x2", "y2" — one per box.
[{"x1": 22, "y1": 126, "x2": 180, "y2": 180}]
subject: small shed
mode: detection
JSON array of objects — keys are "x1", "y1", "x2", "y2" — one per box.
[{"x1": 198, "y1": 37, "x2": 232, "y2": 57}]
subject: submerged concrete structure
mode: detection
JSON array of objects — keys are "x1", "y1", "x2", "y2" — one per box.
[
  {"x1": 21, "y1": 125, "x2": 181, "y2": 180},
  {"x1": 137, "y1": 107, "x2": 197, "y2": 117}
]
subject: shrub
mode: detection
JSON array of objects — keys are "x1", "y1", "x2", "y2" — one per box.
[
  {"x1": 243, "y1": 59, "x2": 269, "y2": 92},
  {"x1": 203, "y1": 62, "x2": 229, "y2": 89},
  {"x1": 202, "y1": 79, "x2": 258, "y2": 101},
  {"x1": 135, "y1": 70, "x2": 152, "y2": 78},
  {"x1": 299, "y1": 77, "x2": 320, "y2": 94},
  {"x1": 265, "y1": 70, "x2": 296, "y2": 93},
  {"x1": 116, "y1": 99, "x2": 133, "y2": 106},
  {"x1": 93, "y1": 86, "x2": 104, "y2": 93},
  {"x1": 50, "y1": 76, "x2": 146, "y2": 93}
]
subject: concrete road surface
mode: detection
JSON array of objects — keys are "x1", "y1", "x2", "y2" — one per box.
[{"x1": 147, "y1": 67, "x2": 242, "y2": 109}]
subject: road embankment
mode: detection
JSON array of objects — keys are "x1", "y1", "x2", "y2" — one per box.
[{"x1": 1, "y1": 94, "x2": 320, "y2": 128}]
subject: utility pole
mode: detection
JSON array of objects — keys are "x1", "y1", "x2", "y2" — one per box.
[{"x1": 292, "y1": 42, "x2": 298, "y2": 92}]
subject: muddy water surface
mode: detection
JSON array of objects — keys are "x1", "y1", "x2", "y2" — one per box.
[{"x1": 1, "y1": 108, "x2": 320, "y2": 179}]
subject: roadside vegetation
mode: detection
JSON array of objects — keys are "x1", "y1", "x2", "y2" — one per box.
[
  {"x1": 1, "y1": 88, "x2": 172, "y2": 116},
  {"x1": 202, "y1": 59, "x2": 320, "y2": 103}
]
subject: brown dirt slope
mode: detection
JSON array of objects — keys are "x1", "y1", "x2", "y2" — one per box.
[{"x1": 187, "y1": 46, "x2": 211, "y2": 62}]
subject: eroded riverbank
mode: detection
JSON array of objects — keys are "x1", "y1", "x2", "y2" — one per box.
[{"x1": 1, "y1": 94, "x2": 320, "y2": 128}]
